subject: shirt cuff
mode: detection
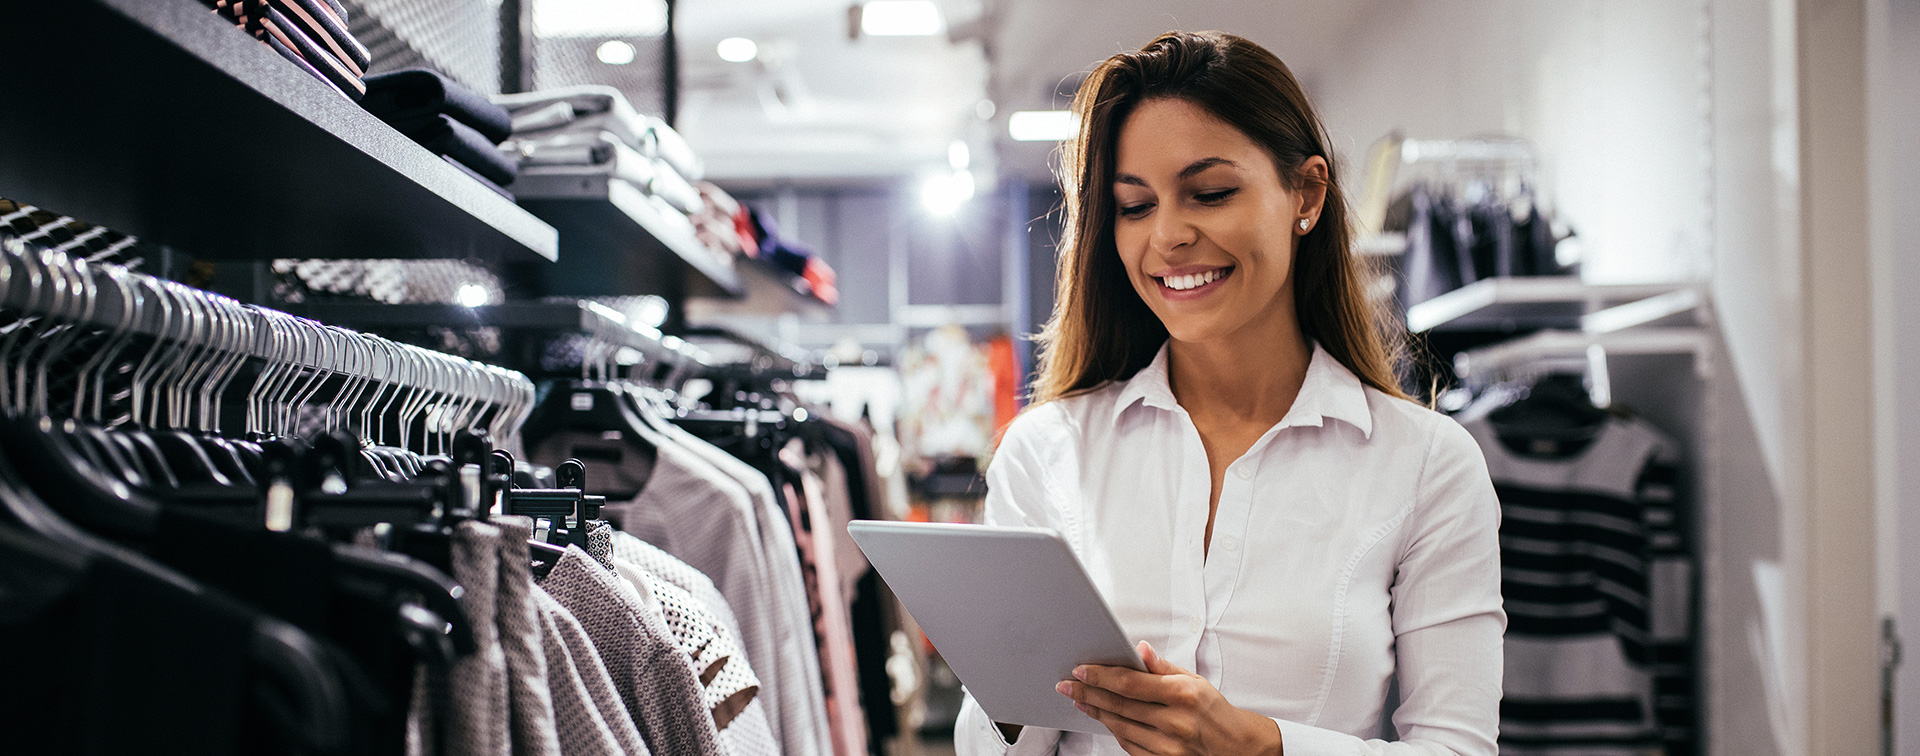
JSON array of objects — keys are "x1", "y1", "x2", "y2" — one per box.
[
  {"x1": 956, "y1": 692, "x2": 1062, "y2": 756},
  {"x1": 1274, "y1": 718, "x2": 1364, "y2": 755}
]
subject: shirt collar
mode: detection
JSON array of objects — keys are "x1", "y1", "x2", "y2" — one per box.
[{"x1": 1111, "y1": 340, "x2": 1375, "y2": 439}]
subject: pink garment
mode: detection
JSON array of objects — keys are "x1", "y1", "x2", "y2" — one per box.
[{"x1": 779, "y1": 462, "x2": 869, "y2": 756}]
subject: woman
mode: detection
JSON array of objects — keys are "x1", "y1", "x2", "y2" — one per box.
[{"x1": 956, "y1": 31, "x2": 1503, "y2": 756}]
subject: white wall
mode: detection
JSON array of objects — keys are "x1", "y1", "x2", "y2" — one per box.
[
  {"x1": 1313, "y1": 0, "x2": 1712, "y2": 285},
  {"x1": 1875, "y1": 0, "x2": 1920, "y2": 751}
]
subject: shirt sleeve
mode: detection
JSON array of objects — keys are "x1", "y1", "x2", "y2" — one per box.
[
  {"x1": 1272, "y1": 418, "x2": 1506, "y2": 756},
  {"x1": 953, "y1": 411, "x2": 1070, "y2": 756}
]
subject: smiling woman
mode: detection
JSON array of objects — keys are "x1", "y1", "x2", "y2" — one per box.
[{"x1": 960, "y1": 30, "x2": 1505, "y2": 756}]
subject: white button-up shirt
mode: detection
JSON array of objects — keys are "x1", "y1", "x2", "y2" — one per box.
[{"x1": 956, "y1": 343, "x2": 1504, "y2": 756}]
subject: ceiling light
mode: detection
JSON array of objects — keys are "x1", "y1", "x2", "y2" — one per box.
[
  {"x1": 596, "y1": 39, "x2": 637, "y2": 65},
  {"x1": 1008, "y1": 110, "x2": 1078, "y2": 141},
  {"x1": 948, "y1": 140, "x2": 969, "y2": 170},
  {"x1": 533, "y1": 0, "x2": 667, "y2": 38},
  {"x1": 717, "y1": 37, "x2": 758, "y2": 62},
  {"x1": 860, "y1": 1, "x2": 944, "y2": 36},
  {"x1": 921, "y1": 169, "x2": 975, "y2": 216},
  {"x1": 455, "y1": 283, "x2": 491, "y2": 308}
]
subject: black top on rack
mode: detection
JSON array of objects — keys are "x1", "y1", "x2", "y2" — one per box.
[{"x1": 0, "y1": 0, "x2": 559, "y2": 264}]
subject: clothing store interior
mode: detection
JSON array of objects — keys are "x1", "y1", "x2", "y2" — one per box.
[{"x1": 0, "y1": 0, "x2": 1913, "y2": 755}]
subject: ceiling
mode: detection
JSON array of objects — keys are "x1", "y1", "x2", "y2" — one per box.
[{"x1": 674, "y1": 0, "x2": 1382, "y2": 184}]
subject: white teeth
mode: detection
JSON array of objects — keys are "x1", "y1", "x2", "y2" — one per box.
[{"x1": 1161, "y1": 269, "x2": 1224, "y2": 291}]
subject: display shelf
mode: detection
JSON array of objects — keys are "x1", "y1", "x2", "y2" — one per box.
[
  {"x1": 685, "y1": 256, "x2": 835, "y2": 324},
  {"x1": 1405, "y1": 276, "x2": 1699, "y2": 333},
  {"x1": 514, "y1": 175, "x2": 743, "y2": 299},
  {"x1": 0, "y1": 0, "x2": 558, "y2": 263},
  {"x1": 288, "y1": 300, "x2": 710, "y2": 368},
  {"x1": 1453, "y1": 327, "x2": 1713, "y2": 382}
]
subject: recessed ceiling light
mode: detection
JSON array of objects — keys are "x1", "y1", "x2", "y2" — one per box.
[
  {"x1": 597, "y1": 39, "x2": 637, "y2": 65},
  {"x1": 860, "y1": 0, "x2": 943, "y2": 36},
  {"x1": 717, "y1": 37, "x2": 758, "y2": 62},
  {"x1": 948, "y1": 140, "x2": 969, "y2": 170},
  {"x1": 1008, "y1": 110, "x2": 1077, "y2": 141}
]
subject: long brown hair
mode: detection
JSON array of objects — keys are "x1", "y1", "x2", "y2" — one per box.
[{"x1": 1030, "y1": 30, "x2": 1408, "y2": 405}]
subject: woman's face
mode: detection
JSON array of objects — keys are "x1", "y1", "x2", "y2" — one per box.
[{"x1": 1111, "y1": 97, "x2": 1325, "y2": 346}]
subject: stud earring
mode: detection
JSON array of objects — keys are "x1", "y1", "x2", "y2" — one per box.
[{"x1": 1299, "y1": 218, "x2": 1310, "y2": 230}]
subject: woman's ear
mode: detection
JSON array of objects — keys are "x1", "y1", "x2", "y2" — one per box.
[{"x1": 1294, "y1": 156, "x2": 1330, "y2": 224}]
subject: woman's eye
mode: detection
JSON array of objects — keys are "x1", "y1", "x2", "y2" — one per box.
[
  {"x1": 1117, "y1": 203, "x2": 1153, "y2": 219},
  {"x1": 1195, "y1": 188, "x2": 1239, "y2": 204}
]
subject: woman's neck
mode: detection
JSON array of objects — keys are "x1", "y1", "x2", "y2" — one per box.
[{"x1": 1166, "y1": 310, "x2": 1312, "y2": 426}]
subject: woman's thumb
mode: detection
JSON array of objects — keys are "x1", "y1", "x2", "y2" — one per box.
[{"x1": 1138, "y1": 641, "x2": 1183, "y2": 674}]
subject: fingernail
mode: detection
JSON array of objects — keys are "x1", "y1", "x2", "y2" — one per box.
[
  {"x1": 1056, "y1": 681, "x2": 1071, "y2": 695},
  {"x1": 1073, "y1": 667, "x2": 1087, "y2": 681},
  {"x1": 1075, "y1": 702, "x2": 1089, "y2": 714}
]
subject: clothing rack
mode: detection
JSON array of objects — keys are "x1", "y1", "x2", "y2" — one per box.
[{"x1": 0, "y1": 234, "x2": 536, "y2": 448}]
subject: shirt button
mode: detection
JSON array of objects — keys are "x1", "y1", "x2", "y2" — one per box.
[
  {"x1": 1190, "y1": 617, "x2": 1204, "y2": 634},
  {"x1": 1233, "y1": 466, "x2": 1252, "y2": 481},
  {"x1": 1220, "y1": 536, "x2": 1240, "y2": 552}
]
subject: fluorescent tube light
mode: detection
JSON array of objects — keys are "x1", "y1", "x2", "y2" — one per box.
[
  {"x1": 861, "y1": 1, "x2": 944, "y2": 36},
  {"x1": 533, "y1": 0, "x2": 667, "y2": 38},
  {"x1": 1008, "y1": 110, "x2": 1077, "y2": 141}
]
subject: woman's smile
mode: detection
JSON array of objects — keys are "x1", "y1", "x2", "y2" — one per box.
[{"x1": 1150, "y1": 265, "x2": 1235, "y2": 301}]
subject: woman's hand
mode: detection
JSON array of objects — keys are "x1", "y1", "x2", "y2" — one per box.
[{"x1": 1058, "y1": 641, "x2": 1282, "y2": 756}]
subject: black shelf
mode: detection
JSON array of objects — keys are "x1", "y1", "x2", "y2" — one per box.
[
  {"x1": 0, "y1": 0, "x2": 558, "y2": 263},
  {"x1": 514, "y1": 174, "x2": 742, "y2": 299}
]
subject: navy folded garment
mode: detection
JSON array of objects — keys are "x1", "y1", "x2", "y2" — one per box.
[
  {"x1": 363, "y1": 69, "x2": 514, "y2": 143},
  {"x1": 409, "y1": 114, "x2": 517, "y2": 186}
]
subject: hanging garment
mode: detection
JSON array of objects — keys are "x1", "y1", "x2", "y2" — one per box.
[
  {"x1": 783, "y1": 449, "x2": 870, "y2": 756},
  {"x1": 610, "y1": 530, "x2": 782, "y2": 756},
  {"x1": 658, "y1": 422, "x2": 834, "y2": 756},
  {"x1": 540, "y1": 546, "x2": 725, "y2": 756},
  {"x1": 492, "y1": 516, "x2": 564, "y2": 756},
  {"x1": 531, "y1": 585, "x2": 651, "y2": 756},
  {"x1": 599, "y1": 435, "x2": 831, "y2": 756},
  {"x1": 1465, "y1": 416, "x2": 1691, "y2": 756},
  {"x1": 2, "y1": 530, "x2": 261, "y2": 756},
  {"x1": 1394, "y1": 186, "x2": 1461, "y2": 308},
  {"x1": 821, "y1": 418, "x2": 906, "y2": 753},
  {"x1": 448, "y1": 521, "x2": 512, "y2": 756}
]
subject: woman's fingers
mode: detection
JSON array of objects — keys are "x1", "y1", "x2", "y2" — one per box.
[
  {"x1": 1075, "y1": 663, "x2": 1164, "y2": 702},
  {"x1": 1059, "y1": 679, "x2": 1164, "y2": 722},
  {"x1": 1077, "y1": 701, "x2": 1177, "y2": 754}
]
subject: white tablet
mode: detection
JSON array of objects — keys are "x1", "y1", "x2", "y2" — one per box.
[{"x1": 846, "y1": 520, "x2": 1143, "y2": 735}]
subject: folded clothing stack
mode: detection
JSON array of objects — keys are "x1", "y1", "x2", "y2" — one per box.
[
  {"x1": 742, "y1": 207, "x2": 839, "y2": 306},
  {"x1": 495, "y1": 87, "x2": 720, "y2": 256},
  {"x1": 361, "y1": 69, "x2": 519, "y2": 199},
  {"x1": 206, "y1": 0, "x2": 371, "y2": 101}
]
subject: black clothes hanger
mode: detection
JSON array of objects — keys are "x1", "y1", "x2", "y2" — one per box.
[
  {"x1": 1488, "y1": 373, "x2": 1610, "y2": 455},
  {"x1": 521, "y1": 381, "x2": 657, "y2": 501}
]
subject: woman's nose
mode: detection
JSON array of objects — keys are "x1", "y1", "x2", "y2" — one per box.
[{"x1": 1150, "y1": 204, "x2": 1197, "y2": 254}]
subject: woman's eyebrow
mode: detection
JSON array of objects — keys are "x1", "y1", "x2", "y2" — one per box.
[
  {"x1": 1113, "y1": 157, "x2": 1240, "y2": 187},
  {"x1": 1178, "y1": 157, "x2": 1237, "y2": 179}
]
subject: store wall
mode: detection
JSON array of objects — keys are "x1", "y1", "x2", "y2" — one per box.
[
  {"x1": 1876, "y1": 0, "x2": 1920, "y2": 751},
  {"x1": 1311, "y1": 0, "x2": 1712, "y2": 286}
]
